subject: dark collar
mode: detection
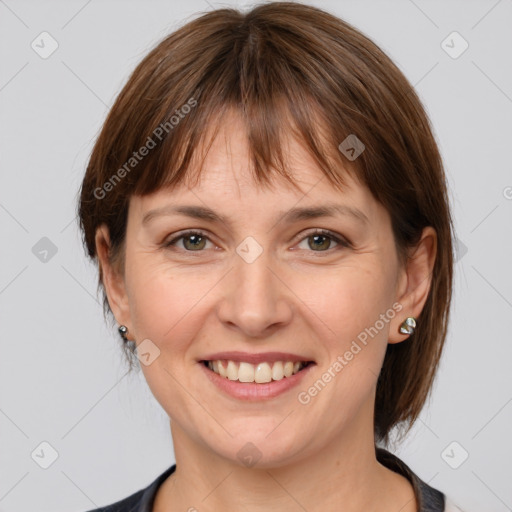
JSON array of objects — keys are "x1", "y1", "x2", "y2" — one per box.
[{"x1": 376, "y1": 447, "x2": 445, "y2": 511}]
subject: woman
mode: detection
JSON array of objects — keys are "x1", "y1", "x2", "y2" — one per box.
[{"x1": 78, "y1": 2, "x2": 460, "y2": 510}]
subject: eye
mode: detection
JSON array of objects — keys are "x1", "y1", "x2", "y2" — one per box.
[
  {"x1": 163, "y1": 229, "x2": 351, "y2": 254},
  {"x1": 295, "y1": 229, "x2": 351, "y2": 252},
  {"x1": 164, "y1": 230, "x2": 214, "y2": 251}
]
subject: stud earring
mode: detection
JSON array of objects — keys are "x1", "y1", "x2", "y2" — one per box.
[
  {"x1": 399, "y1": 317, "x2": 416, "y2": 335},
  {"x1": 118, "y1": 325, "x2": 128, "y2": 342}
]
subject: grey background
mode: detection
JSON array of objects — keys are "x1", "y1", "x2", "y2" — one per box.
[{"x1": 0, "y1": 0, "x2": 511, "y2": 510}]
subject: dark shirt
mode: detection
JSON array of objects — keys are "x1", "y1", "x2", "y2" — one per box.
[{"x1": 84, "y1": 448, "x2": 446, "y2": 511}]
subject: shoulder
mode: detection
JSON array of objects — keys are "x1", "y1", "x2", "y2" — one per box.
[
  {"x1": 83, "y1": 488, "x2": 145, "y2": 511},
  {"x1": 81, "y1": 464, "x2": 176, "y2": 512}
]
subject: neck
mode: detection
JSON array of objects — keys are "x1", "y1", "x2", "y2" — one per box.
[{"x1": 154, "y1": 401, "x2": 416, "y2": 512}]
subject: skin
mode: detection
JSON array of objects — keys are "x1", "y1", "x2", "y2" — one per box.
[{"x1": 96, "y1": 109, "x2": 437, "y2": 511}]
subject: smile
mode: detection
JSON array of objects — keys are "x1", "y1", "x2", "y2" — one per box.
[{"x1": 202, "y1": 359, "x2": 313, "y2": 383}]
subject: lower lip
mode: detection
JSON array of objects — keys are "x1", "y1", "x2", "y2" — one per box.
[{"x1": 199, "y1": 362, "x2": 315, "y2": 401}]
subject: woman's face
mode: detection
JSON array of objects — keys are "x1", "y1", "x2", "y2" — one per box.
[{"x1": 101, "y1": 111, "x2": 421, "y2": 467}]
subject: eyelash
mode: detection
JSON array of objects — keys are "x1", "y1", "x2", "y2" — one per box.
[{"x1": 163, "y1": 229, "x2": 351, "y2": 254}]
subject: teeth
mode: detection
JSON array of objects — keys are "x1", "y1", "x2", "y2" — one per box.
[
  {"x1": 218, "y1": 361, "x2": 227, "y2": 378},
  {"x1": 238, "y1": 362, "x2": 255, "y2": 382},
  {"x1": 227, "y1": 360, "x2": 238, "y2": 381},
  {"x1": 283, "y1": 361, "x2": 294, "y2": 377},
  {"x1": 255, "y1": 362, "x2": 272, "y2": 383},
  {"x1": 206, "y1": 359, "x2": 308, "y2": 383},
  {"x1": 272, "y1": 361, "x2": 284, "y2": 381}
]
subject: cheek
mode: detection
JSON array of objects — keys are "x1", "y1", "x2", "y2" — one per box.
[
  {"x1": 292, "y1": 265, "x2": 394, "y2": 408},
  {"x1": 126, "y1": 258, "x2": 216, "y2": 345},
  {"x1": 126, "y1": 261, "x2": 214, "y2": 422},
  {"x1": 295, "y1": 264, "x2": 394, "y2": 347}
]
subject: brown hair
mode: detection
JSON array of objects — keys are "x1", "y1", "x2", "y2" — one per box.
[{"x1": 77, "y1": 1, "x2": 454, "y2": 444}]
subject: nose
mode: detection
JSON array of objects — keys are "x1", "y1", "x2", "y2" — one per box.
[{"x1": 216, "y1": 246, "x2": 294, "y2": 338}]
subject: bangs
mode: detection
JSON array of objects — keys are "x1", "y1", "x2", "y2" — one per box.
[
  {"x1": 97, "y1": 5, "x2": 401, "y2": 223},
  {"x1": 131, "y1": 75, "x2": 357, "y2": 201}
]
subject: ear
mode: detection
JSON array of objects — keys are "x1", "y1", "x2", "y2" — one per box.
[
  {"x1": 388, "y1": 226, "x2": 437, "y2": 344},
  {"x1": 95, "y1": 224, "x2": 131, "y2": 336}
]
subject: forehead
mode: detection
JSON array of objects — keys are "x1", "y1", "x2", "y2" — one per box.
[
  {"x1": 131, "y1": 109, "x2": 382, "y2": 225},
  {"x1": 191, "y1": 110, "x2": 328, "y2": 192}
]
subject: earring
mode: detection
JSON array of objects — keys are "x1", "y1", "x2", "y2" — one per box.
[
  {"x1": 399, "y1": 317, "x2": 416, "y2": 335},
  {"x1": 118, "y1": 325, "x2": 128, "y2": 342}
]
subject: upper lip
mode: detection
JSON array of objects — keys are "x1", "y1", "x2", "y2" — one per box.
[{"x1": 199, "y1": 351, "x2": 315, "y2": 365}]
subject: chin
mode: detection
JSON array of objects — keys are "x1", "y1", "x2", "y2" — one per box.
[{"x1": 207, "y1": 427, "x2": 309, "y2": 470}]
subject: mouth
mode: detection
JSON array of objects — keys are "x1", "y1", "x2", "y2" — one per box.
[{"x1": 200, "y1": 358, "x2": 315, "y2": 384}]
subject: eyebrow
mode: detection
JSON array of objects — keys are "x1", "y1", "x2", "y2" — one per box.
[{"x1": 141, "y1": 203, "x2": 369, "y2": 226}]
